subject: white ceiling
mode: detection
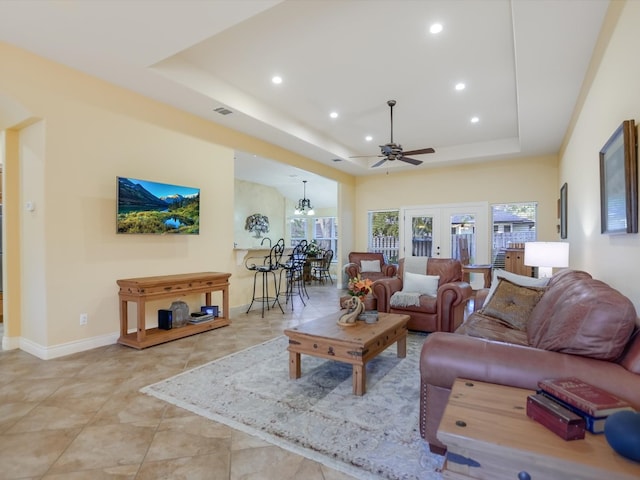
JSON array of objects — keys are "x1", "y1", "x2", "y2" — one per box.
[{"x1": 0, "y1": 0, "x2": 609, "y2": 207}]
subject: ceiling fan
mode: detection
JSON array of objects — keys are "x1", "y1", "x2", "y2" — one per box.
[{"x1": 351, "y1": 100, "x2": 435, "y2": 168}]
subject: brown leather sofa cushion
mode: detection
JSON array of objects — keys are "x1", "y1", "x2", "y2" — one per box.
[{"x1": 527, "y1": 270, "x2": 637, "y2": 361}]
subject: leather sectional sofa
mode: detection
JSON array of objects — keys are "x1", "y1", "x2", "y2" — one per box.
[{"x1": 419, "y1": 269, "x2": 640, "y2": 454}]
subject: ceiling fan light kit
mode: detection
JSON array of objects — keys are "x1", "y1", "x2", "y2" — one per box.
[{"x1": 351, "y1": 100, "x2": 436, "y2": 168}]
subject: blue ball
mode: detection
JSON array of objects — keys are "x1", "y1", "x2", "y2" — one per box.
[{"x1": 604, "y1": 410, "x2": 640, "y2": 463}]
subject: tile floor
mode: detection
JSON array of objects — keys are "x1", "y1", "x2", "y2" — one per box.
[{"x1": 0, "y1": 284, "x2": 359, "y2": 480}]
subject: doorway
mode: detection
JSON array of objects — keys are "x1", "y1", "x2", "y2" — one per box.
[{"x1": 400, "y1": 202, "x2": 490, "y2": 278}]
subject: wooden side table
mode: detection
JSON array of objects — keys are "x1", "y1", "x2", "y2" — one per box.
[
  {"x1": 461, "y1": 264, "x2": 492, "y2": 289},
  {"x1": 437, "y1": 379, "x2": 640, "y2": 479}
]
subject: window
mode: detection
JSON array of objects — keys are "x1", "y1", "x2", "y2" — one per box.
[
  {"x1": 313, "y1": 217, "x2": 338, "y2": 258},
  {"x1": 368, "y1": 210, "x2": 400, "y2": 264},
  {"x1": 290, "y1": 217, "x2": 307, "y2": 246},
  {"x1": 289, "y1": 216, "x2": 338, "y2": 260},
  {"x1": 491, "y1": 203, "x2": 537, "y2": 268}
]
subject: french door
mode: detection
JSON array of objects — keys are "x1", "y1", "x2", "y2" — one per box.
[
  {"x1": 401, "y1": 202, "x2": 489, "y2": 286},
  {"x1": 402, "y1": 208, "x2": 442, "y2": 257}
]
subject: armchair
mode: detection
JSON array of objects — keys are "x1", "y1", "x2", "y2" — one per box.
[
  {"x1": 344, "y1": 252, "x2": 397, "y2": 282},
  {"x1": 371, "y1": 257, "x2": 472, "y2": 333}
]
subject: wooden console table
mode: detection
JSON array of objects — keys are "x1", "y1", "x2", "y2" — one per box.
[
  {"x1": 117, "y1": 272, "x2": 231, "y2": 349},
  {"x1": 437, "y1": 378, "x2": 640, "y2": 479}
]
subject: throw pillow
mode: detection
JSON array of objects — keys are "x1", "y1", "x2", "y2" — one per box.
[
  {"x1": 360, "y1": 259, "x2": 381, "y2": 273},
  {"x1": 481, "y1": 278, "x2": 546, "y2": 331},
  {"x1": 484, "y1": 269, "x2": 549, "y2": 305},
  {"x1": 402, "y1": 271, "x2": 440, "y2": 297}
]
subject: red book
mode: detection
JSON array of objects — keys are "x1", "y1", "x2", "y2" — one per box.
[
  {"x1": 537, "y1": 377, "x2": 634, "y2": 417},
  {"x1": 526, "y1": 393, "x2": 586, "y2": 440}
]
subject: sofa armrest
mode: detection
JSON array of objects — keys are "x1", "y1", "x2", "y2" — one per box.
[
  {"x1": 344, "y1": 263, "x2": 360, "y2": 279},
  {"x1": 420, "y1": 332, "x2": 640, "y2": 403},
  {"x1": 437, "y1": 281, "x2": 473, "y2": 332},
  {"x1": 371, "y1": 277, "x2": 402, "y2": 313},
  {"x1": 382, "y1": 264, "x2": 397, "y2": 277}
]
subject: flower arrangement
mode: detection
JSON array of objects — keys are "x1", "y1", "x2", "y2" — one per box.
[
  {"x1": 306, "y1": 240, "x2": 322, "y2": 257},
  {"x1": 347, "y1": 275, "x2": 373, "y2": 298},
  {"x1": 244, "y1": 213, "x2": 270, "y2": 238}
]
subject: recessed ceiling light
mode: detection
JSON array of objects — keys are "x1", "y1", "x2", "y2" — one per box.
[
  {"x1": 455, "y1": 82, "x2": 466, "y2": 91},
  {"x1": 365, "y1": 135, "x2": 373, "y2": 142},
  {"x1": 430, "y1": 23, "x2": 443, "y2": 34},
  {"x1": 272, "y1": 76, "x2": 283, "y2": 84},
  {"x1": 330, "y1": 111, "x2": 339, "y2": 119},
  {"x1": 471, "y1": 116, "x2": 480, "y2": 123}
]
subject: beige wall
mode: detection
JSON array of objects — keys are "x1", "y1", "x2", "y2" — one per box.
[
  {"x1": 234, "y1": 179, "x2": 287, "y2": 248},
  {"x1": 354, "y1": 154, "x2": 560, "y2": 251},
  {"x1": 15, "y1": 84, "x2": 237, "y2": 354},
  {"x1": 0, "y1": 42, "x2": 351, "y2": 358},
  {"x1": 559, "y1": 0, "x2": 640, "y2": 312}
]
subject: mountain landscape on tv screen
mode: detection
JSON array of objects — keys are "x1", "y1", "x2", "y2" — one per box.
[{"x1": 117, "y1": 177, "x2": 199, "y2": 234}]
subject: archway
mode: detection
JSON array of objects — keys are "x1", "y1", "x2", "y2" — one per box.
[{"x1": 0, "y1": 92, "x2": 36, "y2": 350}]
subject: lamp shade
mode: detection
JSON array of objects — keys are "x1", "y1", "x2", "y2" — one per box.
[{"x1": 524, "y1": 242, "x2": 569, "y2": 268}]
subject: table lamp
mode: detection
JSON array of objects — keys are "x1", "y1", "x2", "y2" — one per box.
[{"x1": 524, "y1": 242, "x2": 569, "y2": 278}]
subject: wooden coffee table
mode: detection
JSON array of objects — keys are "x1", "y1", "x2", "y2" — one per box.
[
  {"x1": 437, "y1": 378, "x2": 640, "y2": 479},
  {"x1": 284, "y1": 312, "x2": 409, "y2": 395}
]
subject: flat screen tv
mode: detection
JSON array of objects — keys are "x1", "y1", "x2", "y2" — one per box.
[{"x1": 117, "y1": 176, "x2": 200, "y2": 234}]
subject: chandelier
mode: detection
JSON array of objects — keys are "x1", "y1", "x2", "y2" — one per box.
[{"x1": 294, "y1": 180, "x2": 315, "y2": 215}]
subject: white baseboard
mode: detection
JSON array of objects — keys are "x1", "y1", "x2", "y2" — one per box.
[
  {"x1": 2, "y1": 334, "x2": 20, "y2": 351},
  {"x1": 5, "y1": 332, "x2": 119, "y2": 360}
]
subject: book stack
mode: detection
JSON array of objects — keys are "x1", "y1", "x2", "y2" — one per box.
[
  {"x1": 188, "y1": 312, "x2": 216, "y2": 324},
  {"x1": 527, "y1": 377, "x2": 635, "y2": 439}
]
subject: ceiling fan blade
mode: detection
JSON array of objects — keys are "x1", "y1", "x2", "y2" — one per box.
[
  {"x1": 402, "y1": 147, "x2": 435, "y2": 156},
  {"x1": 349, "y1": 154, "x2": 383, "y2": 159},
  {"x1": 399, "y1": 157, "x2": 423, "y2": 166},
  {"x1": 371, "y1": 158, "x2": 388, "y2": 168}
]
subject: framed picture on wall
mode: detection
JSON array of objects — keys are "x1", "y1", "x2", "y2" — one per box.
[
  {"x1": 599, "y1": 119, "x2": 638, "y2": 234},
  {"x1": 560, "y1": 183, "x2": 568, "y2": 239}
]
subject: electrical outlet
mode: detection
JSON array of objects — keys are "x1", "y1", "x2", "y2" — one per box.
[{"x1": 80, "y1": 313, "x2": 88, "y2": 326}]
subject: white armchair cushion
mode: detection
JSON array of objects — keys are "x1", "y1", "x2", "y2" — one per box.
[
  {"x1": 402, "y1": 272, "x2": 440, "y2": 297},
  {"x1": 360, "y1": 259, "x2": 381, "y2": 273}
]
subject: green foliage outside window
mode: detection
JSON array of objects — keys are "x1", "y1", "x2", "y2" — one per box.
[{"x1": 370, "y1": 211, "x2": 399, "y2": 237}]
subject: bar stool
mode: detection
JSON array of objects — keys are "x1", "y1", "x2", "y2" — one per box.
[
  {"x1": 245, "y1": 239, "x2": 285, "y2": 317},
  {"x1": 277, "y1": 240, "x2": 308, "y2": 309}
]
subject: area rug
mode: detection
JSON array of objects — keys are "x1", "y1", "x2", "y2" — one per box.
[{"x1": 141, "y1": 333, "x2": 444, "y2": 480}]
